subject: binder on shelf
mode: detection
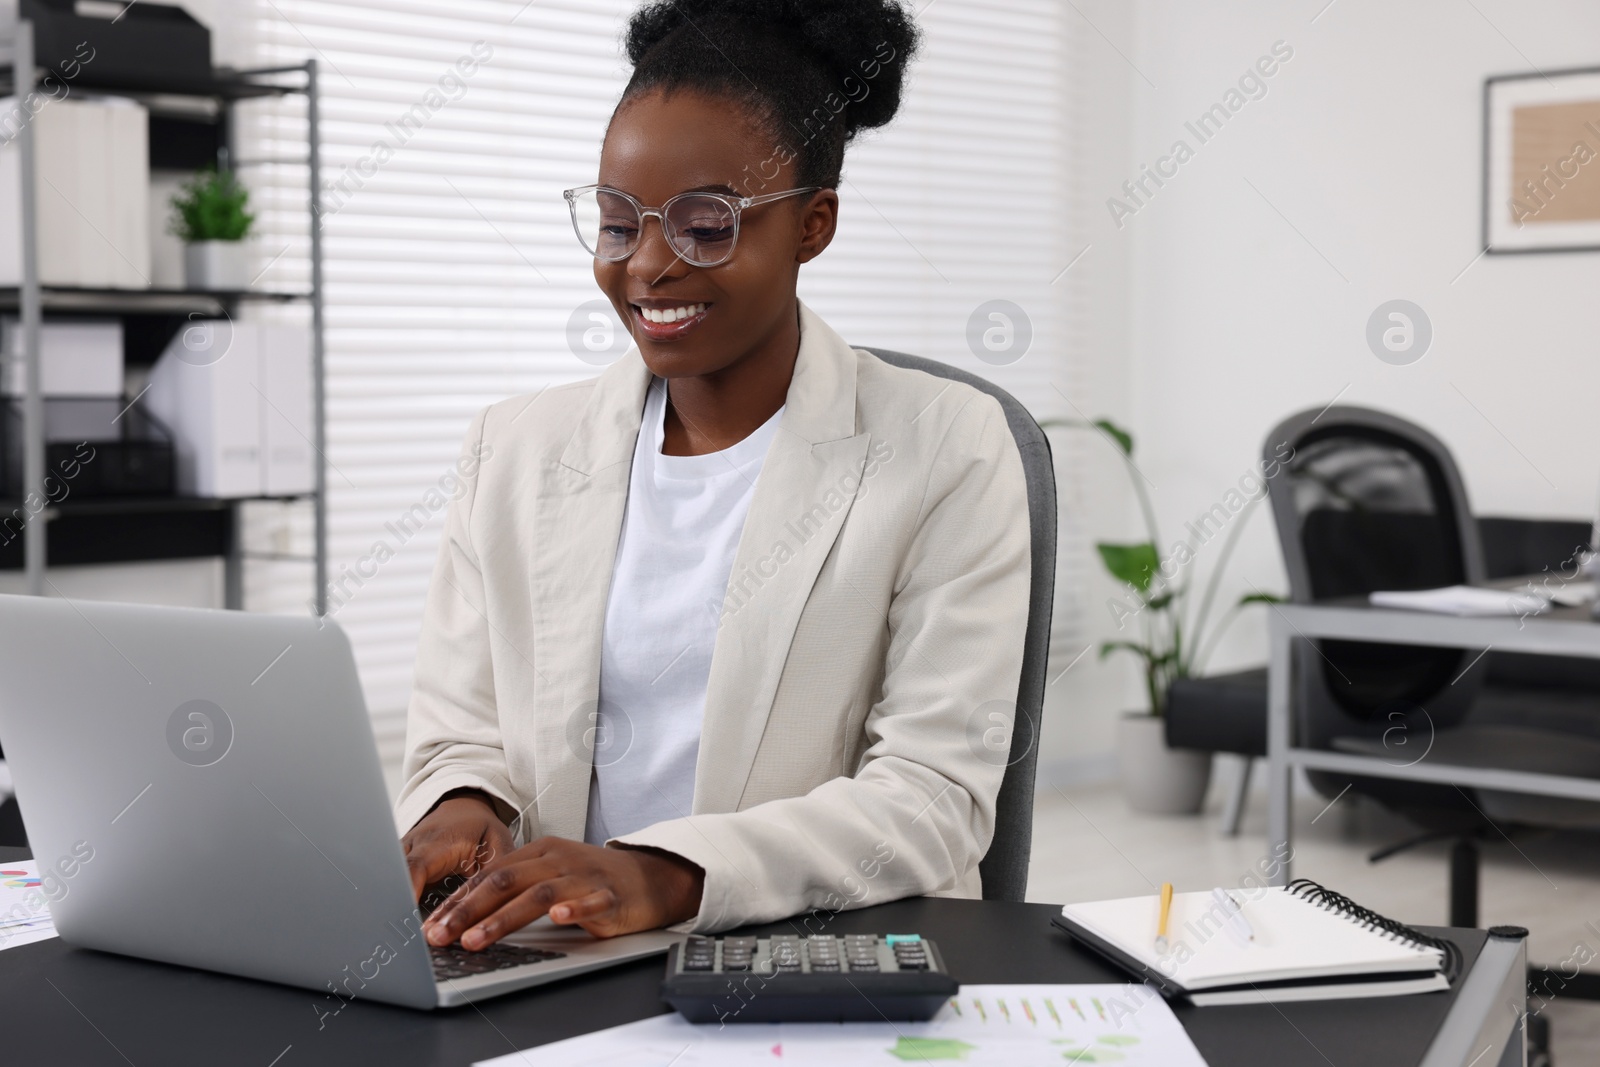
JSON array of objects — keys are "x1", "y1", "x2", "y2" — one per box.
[
  {"x1": 0, "y1": 317, "x2": 124, "y2": 398},
  {"x1": 69, "y1": 98, "x2": 111, "y2": 288},
  {"x1": 105, "y1": 98, "x2": 152, "y2": 290},
  {"x1": 0, "y1": 96, "x2": 151, "y2": 288},
  {"x1": 142, "y1": 318, "x2": 261, "y2": 497},
  {"x1": 257, "y1": 323, "x2": 315, "y2": 496}
]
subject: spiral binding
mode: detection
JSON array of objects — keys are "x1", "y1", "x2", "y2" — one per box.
[{"x1": 1286, "y1": 878, "x2": 1463, "y2": 982}]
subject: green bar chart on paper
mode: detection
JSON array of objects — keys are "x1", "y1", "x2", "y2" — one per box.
[
  {"x1": 773, "y1": 984, "x2": 1209, "y2": 1066},
  {"x1": 476, "y1": 984, "x2": 1209, "y2": 1067}
]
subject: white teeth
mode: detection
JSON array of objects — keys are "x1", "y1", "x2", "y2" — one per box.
[{"x1": 640, "y1": 303, "x2": 705, "y2": 324}]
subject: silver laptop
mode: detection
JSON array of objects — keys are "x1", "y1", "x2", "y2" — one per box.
[{"x1": 0, "y1": 594, "x2": 681, "y2": 1009}]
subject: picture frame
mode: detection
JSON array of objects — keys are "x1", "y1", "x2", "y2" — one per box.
[{"x1": 1483, "y1": 66, "x2": 1600, "y2": 254}]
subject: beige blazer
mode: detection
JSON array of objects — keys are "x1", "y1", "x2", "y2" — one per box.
[{"x1": 396, "y1": 301, "x2": 1032, "y2": 932}]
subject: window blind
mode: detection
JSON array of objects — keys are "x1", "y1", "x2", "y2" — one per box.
[{"x1": 237, "y1": 0, "x2": 1085, "y2": 774}]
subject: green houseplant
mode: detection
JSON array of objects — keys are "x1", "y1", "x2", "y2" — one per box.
[
  {"x1": 1041, "y1": 416, "x2": 1281, "y2": 813},
  {"x1": 170, "y1": 167, "x2": 256, "y2": 291}
]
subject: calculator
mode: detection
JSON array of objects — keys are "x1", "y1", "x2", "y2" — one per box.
[{"x1": 660, "y1": 933, "x2": 958, "y2": 1023}]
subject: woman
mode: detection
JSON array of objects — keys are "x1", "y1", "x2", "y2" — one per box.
[{"x1": 398, "y1": 0, "x2": 1032, "y2": 949}]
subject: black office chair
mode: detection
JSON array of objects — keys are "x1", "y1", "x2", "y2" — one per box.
[
  {"x1": 1165, "y1": 516, "x2": 1600, "y2": 837},
  {"x1": 1264, "y1": 405, "x2": 1600, "y2": 1064},
  {"x1": 860, "y1": 347, "x2": 1057, "y2": 903},
  {"x1": 1263, "y1": 405, "x2": 1600, "y2": 841}
]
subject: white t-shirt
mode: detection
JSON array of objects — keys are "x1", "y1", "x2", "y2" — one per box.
[{"x1": 583, "y1": 376, "x2": 785, "y2": 845}]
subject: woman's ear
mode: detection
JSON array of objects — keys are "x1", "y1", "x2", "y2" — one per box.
[{"x1": 794, "y1": 189, "x2": 839, "y2": 264}]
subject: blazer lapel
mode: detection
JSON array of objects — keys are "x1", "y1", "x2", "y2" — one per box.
[
  {"x1": 692, "y1": 302, "x2": 871, "y2": 813},
  {"x1": 526, "y1": 350, "x2": 650, "y2": 840}
]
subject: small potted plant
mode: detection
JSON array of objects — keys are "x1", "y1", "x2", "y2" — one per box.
[
  {"x1": 170, "y1": 167, "x2": 256, "y2": 291},
  {"x1": 1043, "y1": 417, "x2": 1281, "y2": 815}
]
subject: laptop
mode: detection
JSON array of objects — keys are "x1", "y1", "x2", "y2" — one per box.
[{"x1": 0, "y1": 594, "x2": 682, "y2": 1009}]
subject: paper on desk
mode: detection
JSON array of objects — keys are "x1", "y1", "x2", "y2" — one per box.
[
  {"x1": 0, "y1": 861, "x2": 59, "y2": 951},
  {"x1": 1369, "y1": 585, "x2": 1550, "y2": 616},
  {"x1": 0, "y1": 923, "x2": 58, "y2": 950},
  {"x1": 473, "y1": 984, "x2": 1208, "y2": 1067}
]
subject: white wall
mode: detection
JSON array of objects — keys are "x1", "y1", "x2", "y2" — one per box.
[
  {"x1": 1049, "y1": 0, "x2": 1600, "y2": 776},
  {"x1": 1032, "y1": 0, "x2": 1140, "y2": 785},
  {"x1": 1126, "y1": 0, "x2": 1600, "y2": 672}
]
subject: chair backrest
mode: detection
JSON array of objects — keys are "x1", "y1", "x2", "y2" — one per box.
[
  {"x1": 1262, "y1": 405, "x2": 1485, "y2": 742},
  {"x1": 859, "y1": 347, "x2": 1057, "y2": 902}
]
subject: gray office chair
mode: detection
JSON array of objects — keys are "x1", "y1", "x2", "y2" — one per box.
[{"x1": 859, "y1": 347, "x2": 1057, "y2": 903}]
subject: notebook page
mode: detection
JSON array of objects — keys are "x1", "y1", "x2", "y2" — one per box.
[{"x1": 1064, "y1": 887, "x2": 1443, "y2": 990}]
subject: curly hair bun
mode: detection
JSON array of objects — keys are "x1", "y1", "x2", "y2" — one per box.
[{"x1": 619, "y1": 0, "x2": 922, "y2": 186}]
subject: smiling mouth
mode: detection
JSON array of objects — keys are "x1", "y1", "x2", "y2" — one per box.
[{"x1": 631, "y1": 302, "x2": 711, "y2": 340}]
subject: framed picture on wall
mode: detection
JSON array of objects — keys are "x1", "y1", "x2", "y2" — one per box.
[{"x1": 1484, "y1": 66, "x2": 1600, "y2": 253}]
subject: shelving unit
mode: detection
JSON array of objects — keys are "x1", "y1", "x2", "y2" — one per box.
[{"x1": 2, "y1": 21, "x2": 327, "y2": 612}]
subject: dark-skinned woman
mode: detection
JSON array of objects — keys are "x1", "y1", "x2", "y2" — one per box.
[{"x1": 397, "y1": 0, "x2": 1031, "y2": 951}]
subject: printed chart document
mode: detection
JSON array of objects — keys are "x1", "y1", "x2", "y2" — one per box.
[
  {"x1": 474, "y1": 984, "x2": 1207, "y2": 1066},
  {"x1": 0, "y1": 861, "x2": 59, "y2": 951}
]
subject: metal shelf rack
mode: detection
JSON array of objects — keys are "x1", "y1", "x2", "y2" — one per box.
[{"x1": 2, "y1": 21, "x2": 327, "y2": 613}]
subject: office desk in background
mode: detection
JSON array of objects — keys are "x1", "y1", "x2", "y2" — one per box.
[
  {"x1": 1265, "y1": 597, "x2": 1600, "y2": 884},
  {"x1": 0, "y1": 847, "x2": 1522, "y2": 1066}
]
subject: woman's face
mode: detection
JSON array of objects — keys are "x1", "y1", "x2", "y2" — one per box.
[{"x1": 594, "y1": 89, "x2": 837, "y2": 379}]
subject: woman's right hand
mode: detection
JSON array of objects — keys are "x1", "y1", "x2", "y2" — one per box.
[{"x1": 402, "y1": 792, "x2": 516, "y2": 906}]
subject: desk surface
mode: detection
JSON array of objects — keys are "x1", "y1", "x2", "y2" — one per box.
[
  {"x1": 1278, "y1": 594, "x2": 1600, "y2": 655},
  {"x1": 0, "y1": 847, "x2": 1487, "y2": 1067}
]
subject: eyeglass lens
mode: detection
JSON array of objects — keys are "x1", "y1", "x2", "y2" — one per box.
[{"x1": 570, "y1": 189, "x2": 738, "y2": 266}]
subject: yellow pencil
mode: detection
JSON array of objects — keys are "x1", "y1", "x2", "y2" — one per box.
[{"x1": 1155, "y1": 881, "x2": 1174, "y2": 953}]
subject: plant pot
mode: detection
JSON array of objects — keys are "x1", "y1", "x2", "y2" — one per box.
[
  {"x1": 1116, "y1": 713, "x2": 1212, "y2": 815},
  {"x1": 183, "y1": 240, "x2": 253, "y2": 291}
]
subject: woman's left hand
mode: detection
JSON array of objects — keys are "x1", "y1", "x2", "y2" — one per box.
[{"x1": 421, "y1": 837, "x2": 705, "y2": 947}]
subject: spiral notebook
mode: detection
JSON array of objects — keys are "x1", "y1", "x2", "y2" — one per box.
[{"x1": 1051, "y1": 879, "x2": 1459, "y2": 1007}]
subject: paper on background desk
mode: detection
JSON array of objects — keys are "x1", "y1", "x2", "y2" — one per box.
[
  {"x1": 1367, "y1": 585, "x2": 1554, "y2": 616},
  {"x1": 474, "y1": 984, "x2": 1207, "y2": 1066},
  {"x1": 0, "y1": 861, "x2": 60, "y2": 951}
]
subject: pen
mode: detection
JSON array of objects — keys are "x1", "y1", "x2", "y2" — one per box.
[
  {"x1": 1212, "y1": 887, "x2": 1254, "y2": 943},
  {"x1": 1155, "y1": 882, "x2": 1174, "y2": 953}
]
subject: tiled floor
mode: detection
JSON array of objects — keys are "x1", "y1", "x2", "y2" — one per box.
[{"x1": 1027, "y1": 768, "x2": 1600, "y2": 1064}]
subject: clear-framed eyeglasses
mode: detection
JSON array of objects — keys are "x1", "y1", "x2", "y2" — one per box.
[{"x1": 562, "y1": 184, "x2": 822, "y2": 268}]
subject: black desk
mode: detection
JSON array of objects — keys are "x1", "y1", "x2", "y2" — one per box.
[{"x1": 0, "y1": 846, "x2": 1517, "y2": 1066}]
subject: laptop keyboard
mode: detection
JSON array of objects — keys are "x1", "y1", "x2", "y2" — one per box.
[{"x1": 430, "y1": 941, "x2": 568, "y2": 980}]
